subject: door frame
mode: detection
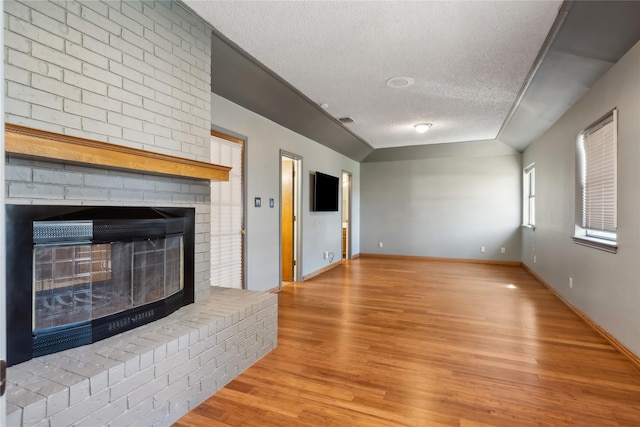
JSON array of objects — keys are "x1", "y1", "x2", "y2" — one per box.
[
  {"x1": 1, "y1": 23, "x2": 6, "y2": 419},
  {"x1": 280, "y1": 151, "x2": 302, "y2": 287},
  {"x1": 211, "y1": 126, "x2": 247, "y2": 289},
  {"x1": 342, "y1": 170, "x2": 353, "y2": 259}
]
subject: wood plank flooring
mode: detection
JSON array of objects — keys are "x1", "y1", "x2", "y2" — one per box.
[{"x1": 173, "y1": 258, "x2": 640, "y2": 426}]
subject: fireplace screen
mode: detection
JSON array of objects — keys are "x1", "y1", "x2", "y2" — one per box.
[
  {"x1": 33, "y1": 233, "x2": 184, "y2": 333},
  {"x1": 33, "y1": 236, "x2": 183, "y2": 331}
]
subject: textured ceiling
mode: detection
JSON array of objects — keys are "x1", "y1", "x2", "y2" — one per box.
[{"x1": 183, "y1": 0, "x2": 561, "y2": 149}]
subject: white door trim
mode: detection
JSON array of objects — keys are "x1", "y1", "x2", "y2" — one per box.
[{"x1": 1, "y1": 17, "x2": 8, "y2": 422}]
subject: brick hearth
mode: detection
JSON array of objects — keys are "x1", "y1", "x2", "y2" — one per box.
[{"x1": 6, "y1": 287, "x2": 278, "y2": 427}]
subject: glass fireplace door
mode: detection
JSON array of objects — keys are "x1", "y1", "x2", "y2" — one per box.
[{"x1": 33, "y1": 235, "x2": 183, "y2": 334}]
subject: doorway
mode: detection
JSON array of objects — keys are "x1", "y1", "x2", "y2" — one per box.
[
  {"x1": 342, "y1": 171, "x2": 352, "y2": 259},
  {"x1": 281, "y1": 153, "x2": 301, "y2": 285}
]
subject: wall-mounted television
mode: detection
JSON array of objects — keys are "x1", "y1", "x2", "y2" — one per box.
[{"x1": 313, "y1": 171, "x2": 339, "y2": 212}]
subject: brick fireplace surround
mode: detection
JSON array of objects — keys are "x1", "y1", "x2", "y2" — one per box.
[{"x1": 3, "y1": 1, "x2": 279, "y2": 424}]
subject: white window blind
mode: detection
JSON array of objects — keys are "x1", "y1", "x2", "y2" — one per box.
[
  {"x1": 523, "y1": 164, "x2": 535, "y2": 227},
  {"x1": 581, "y1": 111, "x2": 617, "y2": 237},
  {"x1": 211, "y1": 135, "x2": 243, "y2": 289}
]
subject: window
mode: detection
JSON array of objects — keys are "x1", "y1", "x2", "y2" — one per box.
[
  {"x1": 210, "y1": 132, "x2": 245, "y2": 289},
  {"x1": 573, "y1": 109, "x2": 617, "y2": 252},
  {"x1": 523, "y1": 163, "x2": 535, "y2": 228}
]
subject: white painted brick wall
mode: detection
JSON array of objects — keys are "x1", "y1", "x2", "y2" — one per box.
[
  {"x1": 5, "y1": 0, "x2": 211, "y2": 160},
  {"x1": 4, "y1": 0, "x2": 214, "y2": 296},
  {"x1": 6, "y1": 288, "x2": 278, "y2": 427}
]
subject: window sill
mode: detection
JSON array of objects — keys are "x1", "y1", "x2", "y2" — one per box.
[
  {"x1": 572, "y1": 235, "x2": 617, "y2": 254},
  {"x1": 521, "y1": 224, "x2": 536, "y2": 231}
]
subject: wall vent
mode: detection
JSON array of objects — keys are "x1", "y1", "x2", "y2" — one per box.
[{"x1": 338, "y1": 117, "x2": 355, "y2": 124}]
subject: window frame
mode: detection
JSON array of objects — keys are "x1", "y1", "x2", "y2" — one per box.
[
  {"x1": 572, "y1": 109, "x2": 618, "y2": 253},
  {"x1": 522, "y1": 163, "x2": 535, "y2": 229}
]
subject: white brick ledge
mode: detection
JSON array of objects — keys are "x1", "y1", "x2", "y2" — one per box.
[{"x1": 6, "y1": 287, "x2": 278, "y2": 427}]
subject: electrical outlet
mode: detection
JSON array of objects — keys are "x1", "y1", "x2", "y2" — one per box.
[
  {"x1": 569, "y1": 277, "x2": 573, "y2": 289},
  {"x1": 500, "y1": 247, "x2": 506, "y2": 254},
  {"x1": 533, "y1": 255, "x2": 537, "y2": 264},
  {"x1": 480, "y1": 246, "x2": 485, "y2": 253},
  {"x1": 323, "y1": 251, "x2": 329, "y2": 259},
  {"x1": 378, "y1": 242, "x2": 383, "y2": 248}
]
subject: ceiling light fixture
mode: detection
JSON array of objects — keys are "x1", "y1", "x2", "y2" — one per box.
[{"x1": 414, "y1": 123, "x2": 432, "y2": 133}]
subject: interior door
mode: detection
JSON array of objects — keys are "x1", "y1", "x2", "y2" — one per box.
[
  {"x1": 210, "y1": 130, "x2": 245, "y2": 289},
  {"x1": 342, "y1": 171, "x2": 352, "y2": 259},
  {"x1": 281, "y1": 157, "x2": 294, "y2": 282}
]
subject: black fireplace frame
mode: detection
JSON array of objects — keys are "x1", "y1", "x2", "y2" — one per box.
[{"x1": 6, "y1": 205, "x2": 195, "y2": 366}]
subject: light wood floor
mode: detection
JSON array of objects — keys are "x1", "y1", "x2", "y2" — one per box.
[{"x1": 174, "y1": 257, "x2": 640, "y2": 426}]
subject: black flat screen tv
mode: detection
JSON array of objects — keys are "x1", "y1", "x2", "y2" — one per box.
[{"x1": 313, "y1": 171, "x2": 339, "y2": 212}]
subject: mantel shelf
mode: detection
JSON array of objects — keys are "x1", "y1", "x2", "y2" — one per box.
[{"x1": 5, "y1": 123, "x2": 230, "y2": 181}]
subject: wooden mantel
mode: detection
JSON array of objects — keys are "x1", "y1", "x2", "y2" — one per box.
[{"x1": 5, "y1": 123, "x2": 230, "y2": 181}]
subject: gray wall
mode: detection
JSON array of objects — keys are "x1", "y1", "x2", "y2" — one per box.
[
  {"x1": 211, "y1": 94, "x2": 360, "y2": 292},
  {"x1": 361, "y1": 153, "x2": 522, "y2": 261},
  {"x1": 4, "y1": 0, "x2": 214, "y2": 299},
  {"x1": 522, "y1": 41, "x2": 640, "y2": 355}
]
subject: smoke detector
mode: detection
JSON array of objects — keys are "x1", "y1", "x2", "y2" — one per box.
[{"x1": 386, "y1": 76, "x2": 415, "y2": 89}]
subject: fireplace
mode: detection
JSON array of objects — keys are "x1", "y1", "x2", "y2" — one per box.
[{"x1": 5, "y1": 205, "x2": 195, "y2": 366}]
